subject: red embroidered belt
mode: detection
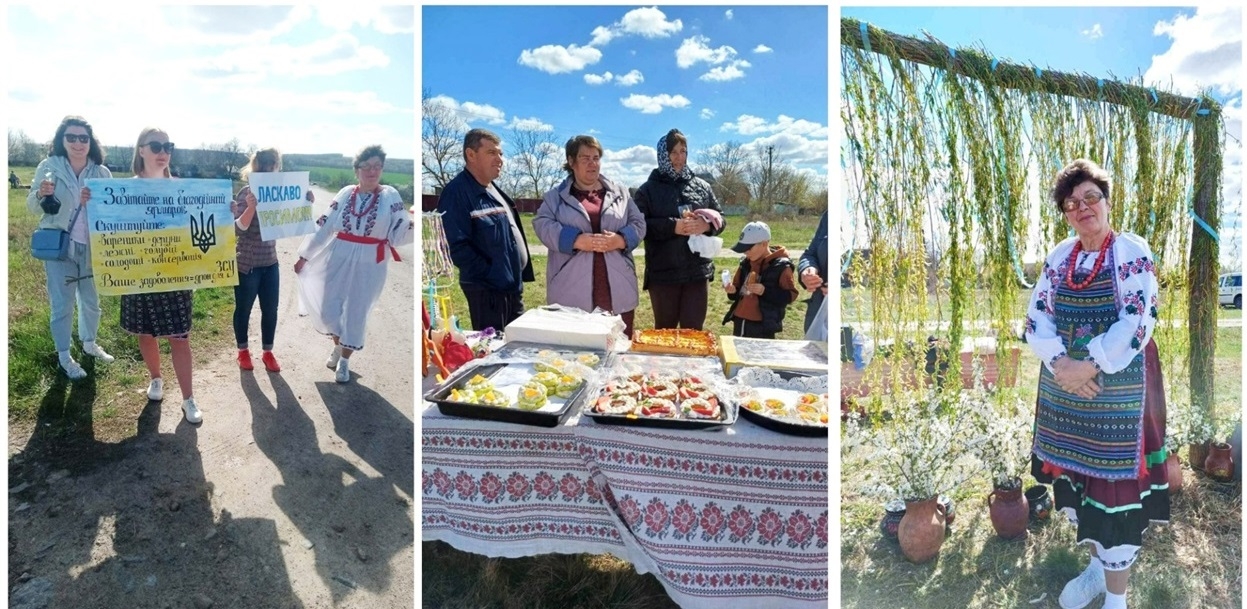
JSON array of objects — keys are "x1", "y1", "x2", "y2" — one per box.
[{"x1": 336, "y1": 232, "x2": 401, "y2": 263}]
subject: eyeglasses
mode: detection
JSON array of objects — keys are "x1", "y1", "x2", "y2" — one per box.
[
  {"x1": 144, "y1": 142, "x2": 176, "y2": 154},
  {"x1": 1061, "y1": 190, "x2": 1105, "y2": 212},
  {"x1": 357, "y1": 162, "x2": 384, "y2": 171},
  {"x1": 64, "y1": 134, "x2": 91, "y2": 144}
]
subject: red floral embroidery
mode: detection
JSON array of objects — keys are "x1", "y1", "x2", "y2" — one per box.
[
  {"x1": 453, "y1": 471, "x2": 477, "y2": 500},
  {"x1": 786, "y1": 510, "x2": 814, "y2": 549},
  {"x1": 505, "y1": 472, "x2": 531, "y2": 501},
  {"x1": 671, "y1": 500, "x2": 698, "y2": 539},
  {"x1": 533, "y1": 472, "x2": 557, "y2": 500},
  {"x1": 432, "y1": 469, "x2": 452, "y2": 497},
  {"x1": 816, "y1": 511, "x2": 829, "y2": 548},
  {"x1": 700, "y1": 502, "x2": 726, "y2": 541},
  {"x1": 757, "y1": 508, "x2": 784, "y2": 545},
  {"x1": 1117, "y1": 256, "x2": 1155, "y2": 281},
  {"x1": 559, "y1": 474, "x2": 584, "y2": 502},
  {"x1": 421, "y1": 470, "x2": 431, "y2": 495},
  {"x1": 643, "y1": 498, "x2": 671, "y2": 538},
  {"x1": 479, "y1": 472, "x2": 503, "y2": 503},
  {"x1": 585, "y1": 478, "x2": 603, "y2": 504},
  {"x1": 727, "y1": 505, "x2": 755, "y2": 543},
  {"x1": 619, "y1": 496, "x2": 642, "y2": 527}
]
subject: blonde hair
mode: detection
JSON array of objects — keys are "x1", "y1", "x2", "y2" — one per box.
[
  {"x1": 131, "y1": 127, "x2": 171, "y2": 177},
  {"x1": 240, "y1": 147, "x2": 282, "y2": 181}
]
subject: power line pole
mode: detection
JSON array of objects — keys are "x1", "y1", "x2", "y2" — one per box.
[{"x1": 766, "y1": 145, "x2": 774, "y2": 208}]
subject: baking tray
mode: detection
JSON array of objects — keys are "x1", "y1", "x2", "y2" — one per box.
[
  {"x1": 581, "y1": 384, "x2": 737, "y2": 431},
  {"x1": 424, "y1": 362, "x2": 589, "y2": 427},
  {"x1": 739, "y1": 406, "x2": 828, "y2": 437}
]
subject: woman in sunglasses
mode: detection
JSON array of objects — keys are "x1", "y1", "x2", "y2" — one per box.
[
  {"x1": 25, "y1": 115, "x2": 116, "y2": 380},
  {"x1": 1024, "y1": 159, "x2": 1166, "y2": 609},
  {"x1": 121, "y1": 127, "x2": 202, "y2": 424},
  {"x1": 294, "y1": 144, "x2": 413, "y2": 384}
]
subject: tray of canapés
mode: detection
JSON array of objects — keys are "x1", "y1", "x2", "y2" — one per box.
[
  {"x1": 737, "y1": 387, "x2": 829, "y2": 437},
  {"x1": 583, "y1": 369, "x2": 736, "y2": 430},
  {"x1": 424, "y1": 349, "x2": 604, "y2": 427}
]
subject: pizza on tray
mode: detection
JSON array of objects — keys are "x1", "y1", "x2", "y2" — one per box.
[{"x1": 630, "y1": 328, "x2": 718, "y2": 356}]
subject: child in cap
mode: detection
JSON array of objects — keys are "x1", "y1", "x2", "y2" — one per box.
[{"x1": 722, "y1": 221, "x2": 799, "y2": 338}]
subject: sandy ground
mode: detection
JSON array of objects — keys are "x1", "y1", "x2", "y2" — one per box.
[{"x1": 9, "y1": 186, "x2": 415, "y2": 609}]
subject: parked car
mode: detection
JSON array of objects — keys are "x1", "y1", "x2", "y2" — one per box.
[{"x1": 1219, "y1": 272, "x2": 1242, "y2": 308}]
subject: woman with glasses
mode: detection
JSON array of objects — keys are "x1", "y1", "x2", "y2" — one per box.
[
  {"x1": 25, "y1": 115, "x2": 115, "y2": 380},
  {"x1": 230, "y1": 148, "x2": 314, "y2": 373},
  {"x1": 294, "y1": 145, "x2": 413, "y2": 383},
  {"x1": 122, "y1": 127, "x2": 202, "y2": 424},
  {"x1": 1024, "y1": 159, "x2": 1167, "y2": 609}
]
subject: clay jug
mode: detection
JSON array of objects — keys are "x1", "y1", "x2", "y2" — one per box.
[
  {"x1": 897, "y1": 497, "x2": 945, "y2": 563},
  {"x1": 1024, "y1": 485, "x2": 1053, "y2": 522},
  {"x1": 1205, "y1": 442, "x2": 1234, "y2": 483},
  {"x1": 1189, "y1": 442, "x2": 1210, "y2": 473},
  {"x1": 1165, "y1": 452, "x2": 1183, "y2": 493},
  {"x1": 987, "y1": 479, "x2": 1029, "y2": 539},
  {"x1": 879, "y1": 499, "x2": 906, "y2": 542}
]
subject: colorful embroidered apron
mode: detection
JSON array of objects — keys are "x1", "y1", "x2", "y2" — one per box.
[{"x1": 1034, "y1": 248, "x2": 1146, "y2": 481}]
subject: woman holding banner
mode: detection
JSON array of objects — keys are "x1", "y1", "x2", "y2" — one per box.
[
  {"x1": 231, "y1": 148, "x2": 314, "y2": 373},
  {"x1": 121, "y1": 127, "x2": 202, "y2": 424},
  {"x1": 294, "y1": 145, "x2": 413, "y2": 384},
  {"x1": 26, "y1": 115, "x2": 116, "y2": 380}
]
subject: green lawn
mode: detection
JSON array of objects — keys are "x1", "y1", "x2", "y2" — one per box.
[{"x1": 514, "y1": 212, "x2": 820, "y2": 253}]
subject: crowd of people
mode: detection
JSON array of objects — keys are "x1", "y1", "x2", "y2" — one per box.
[
  {"x1": 25, "y1": 114, "x2": 413, "y2": 424},
  {"x1": 437, "y1": 127, "x2": 829, "y2": 341}
]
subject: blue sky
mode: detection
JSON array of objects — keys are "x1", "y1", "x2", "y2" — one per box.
[
  {"x1": 841, "y1": 5, "x2": 1242, "y2": 266},
  {"x1": 421, "y1": 5, "x2": 829, "y2": 192},
  {"x1": 6, "y1": 5, "x2": 414, "y2": 159}
]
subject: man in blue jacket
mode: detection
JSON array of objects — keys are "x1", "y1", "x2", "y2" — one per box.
[
  {"x1": 436, "y1": 128, "x2": 535, "y2": 332},
  {"x1": 798, "y1": 210, "x2": 829, "y2": 334}
]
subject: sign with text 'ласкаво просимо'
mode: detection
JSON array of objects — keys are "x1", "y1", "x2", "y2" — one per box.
[
  {"x1": 86, "y1": 178, "x2": 237, "y2": 296},
  {"x1": 247, "y1": 171, "x2": 315, "y2": 240}
]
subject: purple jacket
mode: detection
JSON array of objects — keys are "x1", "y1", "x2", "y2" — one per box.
[{"x1": 532, "y1": 175, "x2": 646, "y2": 313}]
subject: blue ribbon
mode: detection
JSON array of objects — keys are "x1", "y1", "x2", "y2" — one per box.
[
  {"x1": 861, "y1": 22, "x2": 871, "y2": 54},
  {"x1": 1150, "y1": 88, "x2": 1159, "y2": 105},
  {"x1": 991, "y1": 58, "x2": 998, "y2": 71},
  {"x1": 1035, "y1": 67, "x2": 1043, "y2": 78},
  {"x1": 1190, "y1": 207, "x2": 1220, "y2": 243}
]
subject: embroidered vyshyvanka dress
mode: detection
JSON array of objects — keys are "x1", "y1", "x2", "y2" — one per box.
[{"x1": 1024, "y1": 232, "x2": 1169, "y2": 571}]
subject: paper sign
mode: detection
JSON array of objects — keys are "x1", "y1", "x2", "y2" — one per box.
[
  {"x1": 247, "y1": 171, "x2": 315, "y2": 240},
  {"x1": 85, "y1": 178, "x2": 238, "y2": 296}
]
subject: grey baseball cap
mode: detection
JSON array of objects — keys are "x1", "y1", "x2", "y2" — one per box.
[{"x1": 730, "y1": 221, "x2": 771, "y2": 253}]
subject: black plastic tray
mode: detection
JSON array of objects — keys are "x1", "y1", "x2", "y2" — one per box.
[
  {"x1": 738, "y1": 406, "x2": 828, "y2": 437},
  {"x1": 582, "y1": 390, "x2": 736, "y2": 431},
  {"x1": 424, "y1": 363, "x2": 587, "y2": 428}
]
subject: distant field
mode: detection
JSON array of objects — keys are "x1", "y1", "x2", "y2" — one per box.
[{"x1": 304, "y1": 166, "x2": 412, "y2": 188}]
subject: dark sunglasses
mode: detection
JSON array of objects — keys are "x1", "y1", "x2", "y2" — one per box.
[
  {"x1": 64, "y1": 134, "x2": 91, "y2": 144},
  {"x1": 145, "y1": 142, "x2": 176, "y2": 154}
]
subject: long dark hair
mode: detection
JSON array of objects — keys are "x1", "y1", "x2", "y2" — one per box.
[{"x1": 50, "y1": 115, "x2": 104, "y2": 165}]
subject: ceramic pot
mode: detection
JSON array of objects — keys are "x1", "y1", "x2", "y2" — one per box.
[
  {"x1": 1205, "y1": 442, "x2": 1235, "y2": 483},
  {"x1": 897, "y1": 496, "x2": 945, "y2": 564},
  {"x1": 1024, "y1": 485, "x2": 1052, "y2": 522},
  {"x1": 879, "y1": 499, "x2": 906, "y2": 542},
  {"x1": 1165, "y1": 452, "x2": 1183, "y2": 493},
  {"x1": 1189, "y1": 442, "x2": 1210, "y2": 473},
  {"x1": 938, "y1": 494, "x2": 955, "y2": 531},
  {"x1": 987, "y1": 479, "x2": 1029, "y2": 539}
]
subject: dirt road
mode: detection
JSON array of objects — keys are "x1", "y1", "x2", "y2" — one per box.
[{"x1": 8, "y1": 186, "x2": 415, "y2": 609}]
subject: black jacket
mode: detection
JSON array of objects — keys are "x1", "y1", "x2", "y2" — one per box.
[
  {"x1": 633, "y1": 168, "x2": 725, "y2": 289},
  {"x1": 436, "y1": 170, "x2": 535, "y2": 294}
]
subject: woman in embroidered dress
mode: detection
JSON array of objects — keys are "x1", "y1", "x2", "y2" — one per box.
[
  {"x1": 122, "y1": 127, "x2": 202, "y2": 424},
  {"x1": 532, "y1": 135, "x2": 646, "y2": 338},
  {"x1": 294, "y1": 145, "x2": 413, "y2": 383},
  {"x1": 231, "y1": 148, "x2": 314, "y2": 373},
  {"x1": 1024, "y1": 159, "x2": 1167, "y2": 609},
  {"x1": 27, "y1": 115, "x2": 115, "y2": 380}
]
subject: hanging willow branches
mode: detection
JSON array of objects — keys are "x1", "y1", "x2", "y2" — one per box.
[{"x1": 841, "y1": 18, "x2": 1224, "y2": 417}]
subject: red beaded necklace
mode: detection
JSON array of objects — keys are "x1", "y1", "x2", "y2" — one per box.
[
  {"x1": 1064, "y1": 231, "x2": 1113, "y2": 290},
  {"x1": 346, "y1": 185, "x2": 381, "y2": 219}
]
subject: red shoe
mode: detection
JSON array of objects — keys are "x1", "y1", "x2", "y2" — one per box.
[
  {"x1": 262, "y1": 351, "x2": 282, "y2": 373},
  {"x1": 237, "y1": 349, "x2": 254, "y2": 371}
]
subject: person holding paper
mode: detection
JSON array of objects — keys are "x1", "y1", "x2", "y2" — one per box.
[
  {"x1": 231, "y1": 148, "x2": 314, "y2": 373},
  {"x1": 120, "y1": 127, "x2": 202, "y2": 424},
  {"x1": 294, "y1": 145, "x2": 414, "y2": 384},
  {"x1": 25, "y1": 115, "x2": 116, "y2": 380},
  {"x1": 633, "y1": 128, "x2": 725, "y2": 331}
]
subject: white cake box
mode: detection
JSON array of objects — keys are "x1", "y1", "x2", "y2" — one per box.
[{"x1": 503, "y1": 306, "x2": 623, "y2": 351}]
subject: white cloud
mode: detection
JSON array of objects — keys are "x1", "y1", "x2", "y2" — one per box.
[
  {"x1": 190, "y1": 32, "x2": 389, "y2": 82},
  {"x1": 585, "y1": 71, "x2": 614, "y2": 85},
  {"x1": 1082, "y1": 24, "x2": 1103, "y2": 40},
  {"x1": 700, "y1": 108, "x2": 716, "y2": 120},
  {"x1": 518, "y1": 43, "x2": 603, "y2": 74},
  {"x1": 589, "y1": 7, "x2": 682, "y2": 46},
  {"x1": 508, "y1": 117, "x2": 555, "y2": 132},
  {"x1": 700, "y1": 60, "x2": 751, "y2": 82},
  {"x1": 601, "y1": 144, "x2": 659, "y2": 188},
  {"x1": 676, "y1": 35, "x2": 738, "y2": 68},
  {"x1": 722, "y1": 114, "x2": 828, "y2": 138},
  {"x1": 1144, "y1": 6, "x2": 1241, "y2": 98},
  {"x1": 314, "y1": 5, "x2": 413, "y2": 34},
  {"x1": 429, "y1": 95, "x2": 507, "y2": 127},
  {"x1": 754, "y1": 44, "x2": 773, "y2": 54},
  {"x1": 725, "y1": 9, "x2": 734, "y2": 20},
  {"x1": 616, "y1": 69, "x2": 645, "y2": 86},
  {"x1": 590, "y1": 26, "x2": 617, "y2": 47},
  {"x1": 620, "y1": 93, "x2": 691, "y2": 114}
]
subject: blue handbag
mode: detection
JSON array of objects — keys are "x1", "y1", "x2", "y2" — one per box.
[{"x1": 30, "y1": 205, "x2": 82, "y2": 262}]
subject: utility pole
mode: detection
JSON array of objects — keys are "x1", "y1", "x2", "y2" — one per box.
[{"x1": 766, "y1": 145, "x2": 774, "y2": 208}]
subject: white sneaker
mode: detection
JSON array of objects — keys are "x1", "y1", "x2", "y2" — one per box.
[
  {"x1": 326, "y1": 345, "x2": 342, "y2": 370},
  {"x1": 147, "y1": 378, "x2": 164, "y2": 401},
  {"x1": 60, "y1": 357, "x2": 87, "y2": 380},
  {"x1": 83, "y1": 341, "x2": 115, "y2": 363},
  {"x1": 1060, "y1": 560, "x2": 1106, "y2": 609},
  {"x1": 181, "y1": 397, "x2": 203, "y2": 424},
  {"x1": 335, "y1": 358, "x2": 350, "y2": 384}
]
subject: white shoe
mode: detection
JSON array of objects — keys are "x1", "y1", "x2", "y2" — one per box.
[
  {"x1": 335, "y1": 358, "x2": 350, "y2": 384},
  {"x1": 326, "y1": 345, "x2": 342, "y2": 370},
  {"x1": 147, "y1": 378, "x2": 164, "y2": 401},
  {"x1": 1060, "y1": 560, "x2": 1106, "y2": 609},
  {"x1": 60, "y1": 357, "x2": 87, "y2": 380},
  {"x1": 83, "y1": 341, "x2": 115, "y2": 363},
  {"x1": 181, "y1": 397, "x2": 203, "y2": 424}
]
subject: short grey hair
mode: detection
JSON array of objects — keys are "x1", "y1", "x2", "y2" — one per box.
[{"x1": 463, "y1": 128, "x2": 502, "y2": 160}]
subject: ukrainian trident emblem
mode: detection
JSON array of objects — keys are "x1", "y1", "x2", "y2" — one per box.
[{"x1": 190, "y1": 211, "x2": 216, "y2": 253}]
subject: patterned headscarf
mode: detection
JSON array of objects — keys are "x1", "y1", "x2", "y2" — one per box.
[{"x1": 657, "y1": 129, "x2": 693, "y2": 182}]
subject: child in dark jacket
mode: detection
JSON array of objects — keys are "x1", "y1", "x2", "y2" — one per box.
[{"x1": 722, "y1": 221, "x2": 799, "y2": 338}]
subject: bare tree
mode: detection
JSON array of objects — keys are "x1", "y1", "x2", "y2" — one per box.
[
  {"x1": 8, "y1": 129, "x2": 40, "y2": 166},
  {"x1": 507, "y1": 125, "x2": 562, "y2": 198},
  {"x1": 697, "y1": 140, "x2": 751, "y2": 208},
  {"x1": 218, "y1": 138, "x2": 246, "y2": 177},
  {"x1": 422, "y1": 88, "x2": 464, "y2": 192}
]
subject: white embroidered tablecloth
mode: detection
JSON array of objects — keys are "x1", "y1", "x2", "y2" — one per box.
[{"x1": 421, "y1": 399, "x2": 829, "y2": 609}]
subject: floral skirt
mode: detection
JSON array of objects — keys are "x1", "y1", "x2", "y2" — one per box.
[
  {"x1": 1030, "y1": 340, "x2": 1169, "y2": 570},
  {"x1": 120, "y1": 290, "x2": 193, "y2": 338}
]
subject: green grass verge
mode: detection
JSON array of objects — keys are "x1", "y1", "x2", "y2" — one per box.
[{"x1": 514, "y1": 212, "x2": 818, "y2": 253}]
